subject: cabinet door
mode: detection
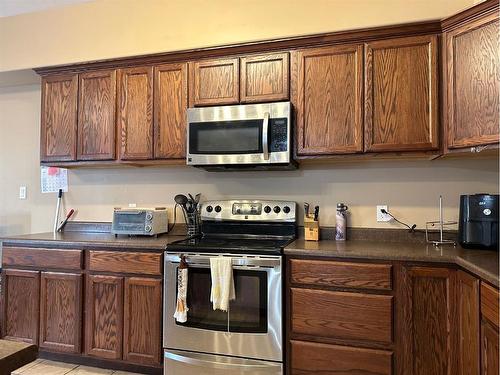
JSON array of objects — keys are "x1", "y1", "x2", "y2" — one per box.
[
  {"x1": 39, "y1": 272, "x2": 82, "y2": 353},
  {"x1": 445, "y1": 13, "x2": 500, "y2": 149},
  {"x1": 123, "y1": 277, "x2": 162, "y2": 365},
  {"x1": 2, "y1": 270, "x2": 40, "y2": 344},
  {"x1": 365, "y1": 35, "x2": 439, "y2": 152},
  {"x1": 399, "y1": 266, "x2": 457, "y2": 375},
  {"x1": 85, "y1": 275, "x2": 124, "y2": 359},
  {"x1": 189, "y1": 58, "x2": 239, "y2": 106},
  {"x1": 457, "y1": 270, "x2": 480, "y2": 375},
  {"x1": 118, "y1": 67, "x2": 154, "y2": 160},
  {"x1": 240, "y1": 53, "x2": 289, "y2": 103},
  {"x1": 294, "y1": 45, "x2": 363, "y2": 155},
  {"x1": 481, "y1": 319, "x2": 499, "y2": 375},
  {"x1": 40, "y1": 74, "x2": 78, "y2": 162},
  {"x1": 77, "y1": 70, "x2": 117, "y2": 160},
  {"x1": 154, "y1": 63, "x2": 188, "y2": 159}
]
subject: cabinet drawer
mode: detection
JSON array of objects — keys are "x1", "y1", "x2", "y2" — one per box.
[
  {"x1": 290, "y1": 259, "x2": 392, "y2": 291},
  {"x1": 88, "y1": 251, "x2": 162, "y2": 276},
  {"x1": 291, "y1": 288, "x2": 393, "y2": 344},
  {"x1": 2, "y1": 247, "x2": 83, "y2": 270},
  {"x1": 481, "y1": 282, "x2": 499, "y2": 328},
  {"x1": 290, "y1": 340, "x2": 392, "y2": 375}
]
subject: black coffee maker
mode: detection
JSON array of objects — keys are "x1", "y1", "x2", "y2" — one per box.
[{"x1": 459, "y1": 194, "x2": 499, "y2": 250}]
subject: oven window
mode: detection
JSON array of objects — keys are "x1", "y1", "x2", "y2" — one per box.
[
  {"x1": 189, "y1": 120, "x2": 263, "y2": 154},
  {"x1": 177, "y1": 267, "x2": 268, "y2": 333}
]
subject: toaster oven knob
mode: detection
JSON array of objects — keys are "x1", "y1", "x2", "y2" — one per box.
[
  {"x1": 145, "y1": 225, "x2": 152, "y2": 232},
  {"x1": 264, "y1": 205, "x2": 272, "y2": 213},
  {"x1": 283, "y1": 206, "x2": 291, "y2": 214},
  {"x1": 206, "y1": 205, "x2": 213, "y2": 213},
  {"x1": 215, "y1": 205, "x2": 222, "y2": 213},
  {"x1": 273, "y1": 206, "x2": 281, "y2": 214},
  {"x1": 146, "y1": 212, "x2": 153, "y2": 221}
]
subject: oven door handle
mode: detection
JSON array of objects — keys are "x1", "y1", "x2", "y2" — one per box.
[
  {"x1": 165, "y1": 254, "x2": 280, "y2": 268},
  {"x1": 165, "y1": 351, "x2": 282, "y2": 371},
  {"x1": 262, "y1": 112, "x2": 270, "y2": 160}
]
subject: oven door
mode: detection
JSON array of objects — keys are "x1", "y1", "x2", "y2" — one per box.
[
  {"x1": 164, "y1": 252, "x2": 282, "y2": 362},
  {"x1": 186, "y1": 102, "x2": 290, "y2": 166}
]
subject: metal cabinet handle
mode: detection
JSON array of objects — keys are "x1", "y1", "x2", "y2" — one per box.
[{"x1": 262, "y1": 112, "x2": 270, "y2": 160}]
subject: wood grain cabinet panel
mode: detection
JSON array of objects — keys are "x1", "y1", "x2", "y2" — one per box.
[
  {"x1": 77, "y1": 70, "x2": 117, "y2": 160},
  {"x1": 2, "y1": 247, "x2": 83, "y2": 270},
  {"x1": 457, "y1": 270, "x2": 480, "y2": 375},
  {"x1": 123, "y1": 277, "x2": 162, "y2": 365},
  {"x1": 290, "y1": 287, "x2": 393, "y2": 344},
  {"x1": 481, "y1": 282, "x2": 499, "y2": 328},
  {"x1": 118, "y1": 67, "x2": 154, "y2": 160},
  {"x1": 290, "y1": 259, "x2": 392, "y2": 291},
  {"x1": 290, "y1": 340, "x2": 392, "y2": 375},
  {"x1": 481, "y1": 319, "x2": 499, "y2": 375},
  {"x1": 240, "y1": 53, "x2": 289, "y2": 103},
  {"x1": 294, "y1": 45, "x2": 363, "y2": 155},
  {"x1": 2, "y1": 269, "x2": 40, "y2": 345},
  {"x1": 445, "y1": 13, "x2": 500, "y2": 149},
  {"x1": 365, "y1": 35, "x2": 439, "y2": 152},
  {"x1": 85, "y1": 275, "x2": 123, "y2": 360},
  {"x1": 39, "y1": 272, "x2": 82, "y2": 353},
  {"x1": 40, "y1": 74, "x2": 78, "y2": 162},
  {"x1": 154, "y1": 63, "x2": 188, "y2": 159},
  {"x1": 399, "y1": 266, "x2": 456, "y2": 375},
  {"x1": 189, "y1": 58, "x2": 239, "y2": 106},
  {"x1": 88, "y1": 251, "x2": 162, "y2": 276}
]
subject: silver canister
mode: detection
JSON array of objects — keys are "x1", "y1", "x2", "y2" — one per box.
[{"x1": 335, "y1": 203, "x2": 348, "y2": 241}]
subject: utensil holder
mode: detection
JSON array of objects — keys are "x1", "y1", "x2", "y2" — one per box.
[
  {"x1": 186, "y1": 210, "x2": 201, "y2": 237},
  {"x1": 304, "y1": 216, "x2": 319, "y2": 241}
]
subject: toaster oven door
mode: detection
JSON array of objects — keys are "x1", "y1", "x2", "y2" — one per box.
[{"x1": 112, "y1": 210, "x2": 146, "y2": 234}]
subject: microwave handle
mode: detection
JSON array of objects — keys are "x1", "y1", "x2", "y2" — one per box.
[{"x1": 262, "y1": 112, "x2": 270, "y2": 160}]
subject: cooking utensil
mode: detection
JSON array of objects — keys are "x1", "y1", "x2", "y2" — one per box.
[
  {"x1": 304, "y1": 203, "x2": 310, "y2": 218},
  {"x1": 313, "y1": 206, "x2": 319, "y2": 221}
]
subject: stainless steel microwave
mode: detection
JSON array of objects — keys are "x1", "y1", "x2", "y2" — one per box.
[{"x1": 186, "y1": 102, "x2": 294, "y2": 170}]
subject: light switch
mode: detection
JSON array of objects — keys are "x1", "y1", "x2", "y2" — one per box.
[{"x1": 19, "y1": 186, "x2": 27, "y2": 200}]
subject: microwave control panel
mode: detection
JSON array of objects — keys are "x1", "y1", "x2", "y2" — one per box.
[{"x1": 269, "y1": 118, "x2": 288, "y2": 152}]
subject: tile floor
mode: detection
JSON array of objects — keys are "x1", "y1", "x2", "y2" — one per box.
[{"x1": 12, "y1": 359, "x2": 145, "y2": 375}]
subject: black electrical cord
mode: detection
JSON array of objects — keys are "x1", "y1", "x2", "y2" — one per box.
[{"x1": 381, "y1": 208, "x2": 417, "y2": 233}]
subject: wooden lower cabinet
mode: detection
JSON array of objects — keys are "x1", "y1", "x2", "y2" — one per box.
[
  {"x1": 290, "y1": 340, "x2": 392, "y2": 375},
  {"x1": 123, "y1": 277, "x2": 162, "y2": 365},
  {"x1": 39, "y1": 272, "x2": 83, "y2": 353},
  {"x1": 85, "y1": 274, "x2": 124, "y2": 360},
  {"x1": 2, "y1": 269, "x2": 40, "y2": 345},
  {"x1": 481, "y1": 319, "x2": 499, "y2": 375}
]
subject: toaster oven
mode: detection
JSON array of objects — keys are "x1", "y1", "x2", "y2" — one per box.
[{"x1": 112, "y1": 207, "x2": 168, "y2": 236}]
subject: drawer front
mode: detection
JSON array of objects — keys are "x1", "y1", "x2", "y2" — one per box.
[
  {"x1": 290, "y1": 259, "x2": 392, "y2": 291},
  {"x1": 2, "y1": 247, "x2": 83, "y2": 270},
  {"x1": 291, "y1": 288, "x2": 393, "y2": 344},
  {"x1": 290, "y1": 340, "x2": 392, "y2": 375},
  {"x1": 88, "y1": 251, "x2": 162, "y2": 275},
  {"x1": 481, "y1": 282, "x2": 499, "y2": 328}
]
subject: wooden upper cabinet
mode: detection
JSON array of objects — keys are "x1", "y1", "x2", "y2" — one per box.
[
  {"x1": 78, "y1": 70, "x2": 117, "y2": 160},
  {"x1": 118, "y1": 67, "x2": 154, "y2": 160},
  {"x1": 240, "y1": 53, "x2": 289, "y2": 103},
  {"x1": 445, "y1": 13, "x2": 500, "y2": 149},
  {"x1": 40, "y1": 74, "x2": 78, "y2": 162},
  {"x1": 39, "y1": 272, "x2": 82, "y2": 354},
  {"x1": 2, "y1": 269, "x2": 40, "y2": 345},
  {"x1": 365, "y1": 35, "x2": 439, "y2": 152},
  {"x1": 189, "y1": 57, "x2": 239, "y2": 106},
  {"x1": 294, "y1": 45, "x2": 364, "y2": 155},
  {"x1": 154, "y1": 63, "x2": 188, "y2": 159}
]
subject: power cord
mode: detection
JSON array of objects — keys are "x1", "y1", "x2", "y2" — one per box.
[{"x1": 381, "y1": 208, "x2": 417, "y2": 233}]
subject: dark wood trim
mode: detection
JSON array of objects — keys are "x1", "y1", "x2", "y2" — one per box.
[
  {"x1": 34, "y1": 21, "x2": 442, "y2": 76},
  {"x1": 441, "y1": 0, "x2": 499, "y2": 31}
]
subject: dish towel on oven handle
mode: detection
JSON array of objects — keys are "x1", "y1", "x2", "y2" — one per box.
[
  {"x1": 210, "y1": 257, "x2": 235, "y2": 312},
  {"x1": 174, "y1": 255, "x2": 189, "y2": 323}
]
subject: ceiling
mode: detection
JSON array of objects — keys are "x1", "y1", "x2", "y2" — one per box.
[{"x1": 0, "y1": 0, "x2": 90, "y2": 18}]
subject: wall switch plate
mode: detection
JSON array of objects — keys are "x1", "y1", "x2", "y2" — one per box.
[
  {"x1": 19, "y1": 186, "x2": 27, "y2": 200},
  {"x1": 128, "y1": 203, "x2": 137, "y2": 208},
  {"x1": 377, "y1": 205, "x2": 391, "y2": 222}
]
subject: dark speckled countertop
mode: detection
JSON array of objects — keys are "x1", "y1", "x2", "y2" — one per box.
[{"x1": 285, "y1": 239, "x2": 499, "y2": 287}]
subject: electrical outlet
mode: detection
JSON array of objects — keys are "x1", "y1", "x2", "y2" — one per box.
[
  {"x1": 377, "y1": 205, "x2": 391, "y2": 222},
  {"x1": 19, "y1": 186, "x2": 27, "y2": 200}
]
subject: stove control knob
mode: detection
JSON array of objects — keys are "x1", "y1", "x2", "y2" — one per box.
[
  {"x1": 206, "y1": 205, "x2": 213, "y2": 213},
  {"x1": 215, "y1": 205, "x2": 222, "y2": 213},
  {"x1": 264, "y1": 206, "x2": 272, "y2": 213},
  {"x1": 273, "y1": 206, "x2": 281, "y2": 214},
  {"x1": 283, "y1": 206, "x2": 291, "y2": 214},
  {"x1": 145, "y1": 225, "x2": 152, "y2": 232}
]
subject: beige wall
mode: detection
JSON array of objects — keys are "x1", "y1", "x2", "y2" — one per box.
[
  {"x1": 1, "y1": 83, "x2": 498, "y2": 236},
  {"x1": 0, "y1": 0, "x2": 476, "y2": 72}
]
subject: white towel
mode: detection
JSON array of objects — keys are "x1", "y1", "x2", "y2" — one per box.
[
  {"x1": 173, "y1": 268, "x2": 189, "y2": 322},
  {"x1": 210, "y1": 257, "x2": 235, "y2": 312}
]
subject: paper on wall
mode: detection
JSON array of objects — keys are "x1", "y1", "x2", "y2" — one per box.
[{"x1": 41, "y1": 166, "x2": 68, "y2": 193}]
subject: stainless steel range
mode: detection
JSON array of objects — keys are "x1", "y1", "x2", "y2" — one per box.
[{"x1": 163, "y1": 199, "x2": 297, "y2": 375}]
